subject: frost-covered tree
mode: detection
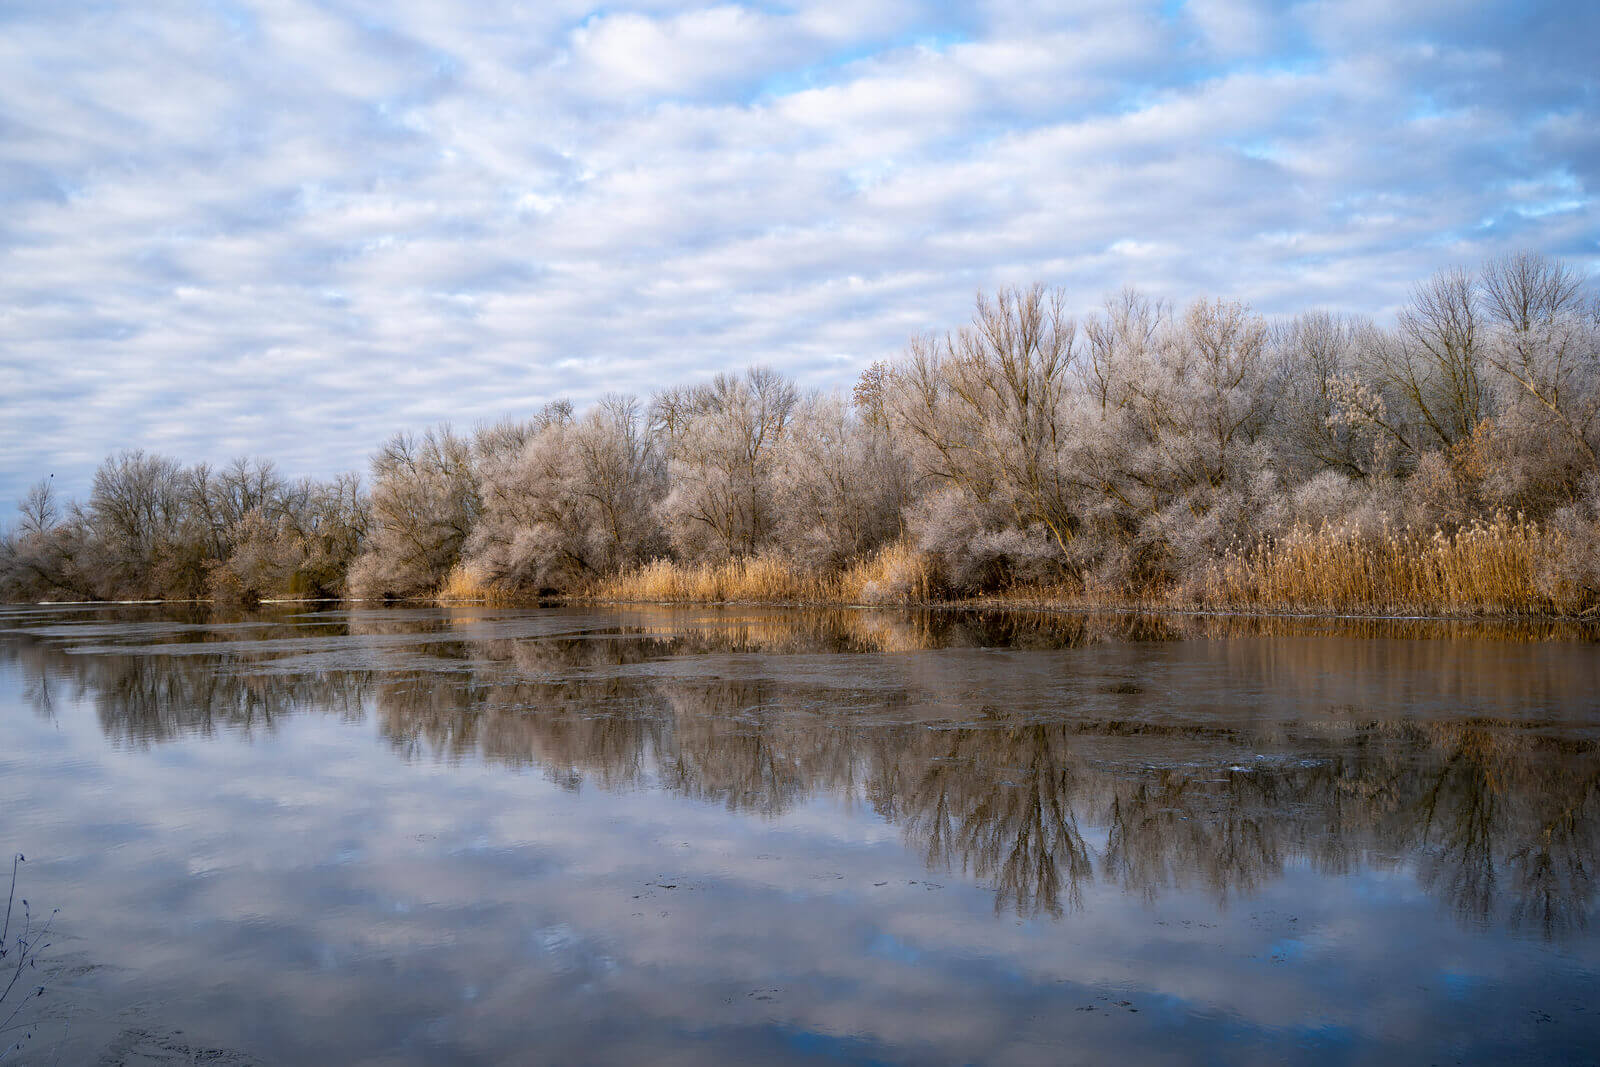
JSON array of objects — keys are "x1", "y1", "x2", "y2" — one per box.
[
  {"x1": 466, "y1": 395, "x2": 665, "y2": 592},
  {"x1": 1480, "y1": 252, "x2": 1600, "y2": 477},
  {"x1": 655, "y1": 367, "x2": 798, "y2": 561},
  {"x1": 1273, "y1": 312, "x2": 1399, "y2": 480},
  {"x1": 349, "y1": 426, "x2": 478, "y2": 599},
  {"x1": 885, "y1": 285, "x2": 1084, "y2": 588},
  {"x1": 773, "y1": 392, "x2": 908, "y2": 569},
  {"x1": 85, "y1": 450, "x2": 199, "y2": 598}
]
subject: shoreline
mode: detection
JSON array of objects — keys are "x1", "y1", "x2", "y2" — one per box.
[{"x1": 11, "y1": 593, "x2": 1598, "y2": 628}]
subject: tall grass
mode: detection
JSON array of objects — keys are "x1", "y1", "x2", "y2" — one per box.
[
  {"x1": 450, "y1": 516, "x2": 1591, "y2": 618},
  {"x1": 1200, "y1": 512, "x2": 1576, "y2": 616},
  {"x1": 1, "y1": 853, "x2": 55, "y2": 1060},
  {"x1": 839, "y1": 540, "x2": 939, "y2": 604},
  {"x1": 593, "y1": 555, "x2": 836, "y2": 603},
  {"x1": 593, "y1": 540, "x2": 939, "y2": 605},
  {"x1": 437, "y1": 563, "x2": 520, "y2": 606}
]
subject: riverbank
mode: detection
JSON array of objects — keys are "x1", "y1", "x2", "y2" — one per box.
[
  {"x1": 13, "y1": 511, "x2": 1594, "y2": 625},
  {"x1": 432, "y1": 512, "x2": 1595, "y2": 620}
]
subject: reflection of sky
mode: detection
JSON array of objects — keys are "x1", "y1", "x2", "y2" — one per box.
[{"x1": 0, "y1": 609, "x2": 1598, "y2": 1063}]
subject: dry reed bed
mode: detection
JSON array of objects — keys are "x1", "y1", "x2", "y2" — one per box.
[
  {"x1": 589, "y1": 540, "x2": 938, "y2": 605},
  {"x1": 1201, "y1": 512, "x2": 1579, "y2": 616},
  {"x1": 438, "y1": 563, "x2": 522, "y2": 606},
  {"x1": 442, "y1": 515, "x2": 1592, "y2": 618}
]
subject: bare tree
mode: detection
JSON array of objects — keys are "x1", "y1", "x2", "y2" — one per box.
[
  {"x1": 465, "y1": 396, "x2": 665, "y2": 592},
  {"x1": 1364, "y1": 268, "x2": 1490, "y2": 454},
  {"x1": 349, "y1": 426, "x2": 479, "y2": 598},
  {"x1": 17, "y1": 480, "x2": 57, "y2": 539},
  {"x1": 1273, "y1": 312, "x2": 1398, "y2": 479},
  {"x1": 657, "y1": 367, "x2": 799, "y2": 561},
  {"x1": 85, "y1": 450, "x2": 196, "y2": 598},
  {"x1": 1480, "y1": 252, "x2": 1600, "y2": 472},
  {"x1": 887, "y1": 285, "x2": 1083, "y2": 577},
  {"x1": 775, "y1": 393, "x2": 909, "y2": 568}
]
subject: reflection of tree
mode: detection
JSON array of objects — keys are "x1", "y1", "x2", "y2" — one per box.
[
  {"x1": 5, "y1": 636, "x2": 60, "y2": 720},
  {"x1": 1507, "y1": 765, "x2": 1599, "y2": 939},
  {"x1": 372, "y1": 671, "x2": 665, "y2": 793},
  {"x1": 6, "y1": 605, "x2": 1600, "y2": 933},
  {"x1": 1402, "y1": 723, "x2": 1600, "y2": 937},
  {"x1": 2, "y1": 634, "x2": 371, "y2": 744},
  {"x1": 659, "y1": 684, "x2": 807, "y2": 815},
  {"x1": 1106, "y1": 773, "x2": 1214, "y2": 903},
  {"x1": 903, "y1": 718, "x2": 1091, "y2": 918},
  {"x1": 1412, "y1": 728, "x2": 1502, "y2": 925},
  {"x1": 1101, "y1": 749, "x2": 1327, "y2": 906},
  {"x1": 1509, "y1": 817, "x2": 1590, "y2": 939}
]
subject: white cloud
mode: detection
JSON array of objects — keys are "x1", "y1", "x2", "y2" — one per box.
[{"x1": 0, "y1": 0, "x2": 1595, "y2": 507}]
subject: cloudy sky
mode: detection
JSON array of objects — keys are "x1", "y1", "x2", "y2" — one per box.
[{"x1": 2, "y1": 0, "x2": 1596, "y2": 507}]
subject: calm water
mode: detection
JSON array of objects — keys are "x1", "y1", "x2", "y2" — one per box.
[{"x1": 2, "y1": 604, "x2": 1599, "y2": 1065}]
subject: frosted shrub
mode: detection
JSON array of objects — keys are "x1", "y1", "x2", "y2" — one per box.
[
  {"x1": 1290, "y1": 471, "x2": 1363, "y2": 529},
  {"x1": 773, "y1": 394, "x2": 908, "y2": 570},
  {"x1": 905, "y1": 488, "x2": 1065, "y2": 593},
  {"x1": 1476, "y1": 401, "x2": 1591, "y2": 515},
  {"x1": 905, "y1": 488, "x2": 989, "y2": 592},
  {"x1": 655, "y1": 368, "x2": 797, "y2": 563},
  {"x1": 209, "y1": 511, "x2": 299, "y2": 603},
  {"x1": 1403, "y1": 451, "x2": 1476, "y2": 528},
  {"x1": 1539, "y1": 477, "x2": 1600, "y2": 603},
  {"x1": 349, "y1": 426, "x2": 478, "y2": 599},
  {"x1": 465, "y1": 396, "x2": 664, "y2": 594},
  {"x1": 970, "y1": 525, "x2": 1063, "y2": 587}
]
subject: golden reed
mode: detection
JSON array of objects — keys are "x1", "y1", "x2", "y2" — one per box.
[
  {"x1": 1200, "y1": 512, "x2": 1577, "y2": 616},
  {"x1": 442, "y1": 515, "x2": 1589, "y2": 618},
  {"x1": 589, "y1": 540, "x2": 936, "y2": 605}
]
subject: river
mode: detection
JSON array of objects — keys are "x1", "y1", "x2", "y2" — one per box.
[{"x1": 2, "y1": 604, "x2": 1597, "y2": 1064}]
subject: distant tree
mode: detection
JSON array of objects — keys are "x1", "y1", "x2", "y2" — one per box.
[
  {"x1": 774, "y1": 393, "x2": 908, "y2": 569},
  {"x1": 1480, "y1": 252, "x2": 1599, "y2": 473},
  {"x1": 348, "y1": 426, "x2": 478, "y2": 599},
  {"x1": 466, "y1": 395, "x2": 664, "y2": 592},
  {"x1": 657, "y1": 367, "x2": 799, "y2": 561}
]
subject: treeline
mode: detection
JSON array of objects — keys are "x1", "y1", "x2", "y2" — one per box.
[{"x1": 4, "y1": 251, "x2": 1599, "y2": 612}]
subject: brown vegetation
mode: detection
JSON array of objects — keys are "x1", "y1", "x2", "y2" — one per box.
[
  {"x1": 1201, "y1": 512, "x2": 1581, "y2": 616},
  {"x1": 591, "y1": 540, "x2": 939, "y2": 605}
]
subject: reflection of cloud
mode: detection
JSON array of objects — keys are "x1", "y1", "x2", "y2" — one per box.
[
  {"x1": 7, "y1": 603, "x2": 1600, "y2": 935},
  {"x1": 4, "y1": 604, "x2": 1600, "y2": 1061},
  {"x1": 3, "y1": 2, "x2": 1597, "y2": 507}
]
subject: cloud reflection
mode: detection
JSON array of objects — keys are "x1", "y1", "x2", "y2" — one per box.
[{"x1": 6, "y1": 604, "x2": 1598, "y2": 933}]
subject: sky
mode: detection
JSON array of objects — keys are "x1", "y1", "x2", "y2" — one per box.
[{"x1": 1, "y1": 0, "x2": 1597, "y2": 508}]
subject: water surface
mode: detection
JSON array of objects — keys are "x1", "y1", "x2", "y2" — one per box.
[{"x1": 2, "y1": 604, "x2": 1599, "y2": 1064}]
